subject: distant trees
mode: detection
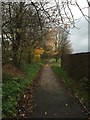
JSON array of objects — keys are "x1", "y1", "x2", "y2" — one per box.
[
  {"x1": 58, "y1": 28, "x2": 73, "y2": 66},
  {"x1": 44, "y1": 27, "x2": 73, "y2": 61}
]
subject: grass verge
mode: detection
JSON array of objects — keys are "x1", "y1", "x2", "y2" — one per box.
[
  {"x1": 52, "y1": 62, "x2": 88, "y2": 108},
  {"x1": 2, "y1": 61, "x2": 44, "y2": 118}
]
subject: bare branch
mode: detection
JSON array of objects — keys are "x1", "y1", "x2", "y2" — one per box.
[
  {"x1": 31, "y1": 2, "x2": 42, "y2": 30},
  {"x1": 86, "y1": 0, "x2": 90, "y2": 7},
  {"x1": 2, "y1": 30, "x2": 12, "y2": 41},
  {"x1": 76, "y1": 1, "x2": 90, "y2": 23},
  {"x1": 54, "y1": 0, "x2": 64, "y2": 24}
]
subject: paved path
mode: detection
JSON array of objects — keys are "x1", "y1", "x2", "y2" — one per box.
[{"x1": 33, "y1": 64, "x2": 88, "y2": 118}]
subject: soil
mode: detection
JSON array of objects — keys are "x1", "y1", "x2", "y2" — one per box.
[{"x1": 3, "y1": 64, "x2": 25, "y2": 78}]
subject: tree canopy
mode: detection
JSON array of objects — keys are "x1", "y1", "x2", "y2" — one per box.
[{"x1": 1, "y1": 0, "x2": 89, "y2": 66}]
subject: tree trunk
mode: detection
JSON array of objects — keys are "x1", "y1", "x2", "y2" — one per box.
[{"x1": 18, "y1": 46, "x2": 23, "y2": 68}]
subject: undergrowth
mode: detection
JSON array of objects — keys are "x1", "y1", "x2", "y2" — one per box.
[
  {"x1": 2, "y1": 61, "x2": 44, "y2": 118},
  {"x1": 52, "y1": 62, "x2": 88, "y2": 108}
]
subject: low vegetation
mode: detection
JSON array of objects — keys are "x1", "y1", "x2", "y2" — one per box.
[
  {"x1": 2, "y1": 61, "x2": 44, "y2": 118},
  {"x1": 52, "y1": 59, "x2": 88, "y2": 108}
]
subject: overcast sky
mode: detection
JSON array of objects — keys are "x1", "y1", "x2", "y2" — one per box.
[
  {"x1": 0, "y1": 0, "x2": 89, "y2": 53},
  {"x1": 70, "y1": 18, "x2": 88, "y2": 53},
  {"x1": 69, "y1": 0, "x2": 88, "y2": 53},
  {"x1": 49, "y1": 0, "x2": 89, "y2": 53}
]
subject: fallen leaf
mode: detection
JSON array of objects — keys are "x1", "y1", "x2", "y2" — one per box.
[
  {"x1": 23, "y1": 105, "x2": 25, "y2": 108},
  {"x1": 35, "y1": 104, "x2": 37, "y2": 107},
  {"x1": 26, "y1": 97, "x2": 28, "y2": 99},
  {"x1": 22, "y1": 113, "x2": 25, "y2": 117},
  {"x1": 45, "y1": 112, "x2": 47, "y2": 115},
  {"x1": 65, "y1": 104, "x2": 68, "y2": 106},
  {"x1": 19, "y1": 109, "x2": 21, "y2": 112},
  {"x1": 24, "y1": 95, "x2": 26, "y2": 98}
]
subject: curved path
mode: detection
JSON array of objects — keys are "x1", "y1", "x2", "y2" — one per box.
[{"x1": 33, "y1": 64, "x2": 88, "y2": 118}]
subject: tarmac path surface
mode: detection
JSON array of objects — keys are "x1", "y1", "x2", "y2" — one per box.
[{"x1": 33, "y1": 64, "x2": 88, "y2": 118}]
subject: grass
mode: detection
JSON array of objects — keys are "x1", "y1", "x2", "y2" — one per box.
[
  {"x1": 2, "y1": 61, "x2": 44, "y2": 118},
  {"x1": 52, "y1": 60, "x2": 88, "y2": 107}
]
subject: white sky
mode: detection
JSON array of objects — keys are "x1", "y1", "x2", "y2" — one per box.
[
  {"x1": 69, "y1": 0, "x2": 88, "y2": 53},
  {"x1": 70, "y1": 18, "x2": 88, "y2": 53}
]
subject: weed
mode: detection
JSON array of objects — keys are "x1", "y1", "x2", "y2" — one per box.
[
  {"x1": 2, "y1": 61, "x2": 44, "y2": 118},
  {"x1": 52, "y1": 63, "x2": 88, "y2": 107}
]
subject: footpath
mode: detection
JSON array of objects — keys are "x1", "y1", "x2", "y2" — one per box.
[{"x1": 33, "y1": 64, "x2": 88, "y2": 118}]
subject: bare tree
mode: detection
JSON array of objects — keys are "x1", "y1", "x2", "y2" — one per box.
[
  {"x1": 2, "y1": 2, "x2": 47, "y2": 66},
  {"x1": 2, "y1": 0, "x2": 89, "y2": 66}
]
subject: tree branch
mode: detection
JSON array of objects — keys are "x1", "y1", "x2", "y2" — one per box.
[{"x1": 76, "y1": 1, "x2": 90, "y2": 23}]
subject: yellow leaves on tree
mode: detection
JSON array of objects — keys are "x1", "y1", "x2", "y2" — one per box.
[
  {"x1": 34, "y1": 48, "x2": 44, "y2": 61},
  {"x1": 34, "y1": 48, "x2": 44, "y2": 55}
]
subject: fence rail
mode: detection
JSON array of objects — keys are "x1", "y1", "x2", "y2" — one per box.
[{"x1": 62, "y1": 52, "x2": 89, "y2": 81}]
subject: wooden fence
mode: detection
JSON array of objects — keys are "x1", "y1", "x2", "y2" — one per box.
[{"x1": 62, "y1": 52, "x2": 89, "y2": 80}]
